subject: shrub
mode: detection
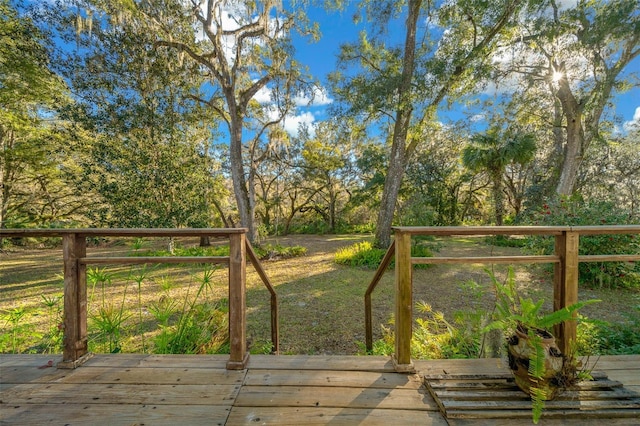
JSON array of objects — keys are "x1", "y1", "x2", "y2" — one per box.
[
  {"x1": 577, "y1": 307, "x2": 640, "y2": 355},
  {"x1": 334, "y1": 240, "x2": 434, "y2": 269},
  {"x1": 154, "y1": 300, "x2": 229, "y2": 354},
  {"x1": 524, "y1": 197, "x2": 640, "y2": 289},
  {"x1": 485, "y1": 235, "x2": 527, "y2": 248},
  {"x1": 335, "y1": 241, "x2": 387, "y2": 268},
  {"x1": 136, "y1": 242, "x2": 306, "y2": 261},
  {"x1": 364, "y1": 299, "x2": 485, "y2": 359},
  {"x1": 253, "y1": 243, "x2": 307, "y2": 260}
]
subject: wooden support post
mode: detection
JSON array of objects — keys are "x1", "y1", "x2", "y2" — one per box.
[
  {"x1": 227, "y1": 232, "x2": 249, "y2": 370},
  {"x1": 58, "y1": 233, "x2": 92, "y2": 368},
  {"x1": 393, "y1": 230, "x2": 415, "y2": 373},
  {"x1": 554, "y1": 231, "x2": 579, "y2": 355}
]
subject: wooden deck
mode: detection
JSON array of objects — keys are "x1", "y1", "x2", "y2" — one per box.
[{"x1": 1, "y1": 354, "x2": 639, "y2": 425}]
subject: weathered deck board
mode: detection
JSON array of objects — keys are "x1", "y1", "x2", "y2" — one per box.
[
  {"x1": 1, "y1": 354, "x2": 639, "y2": 425},
  {"x1": 1, "y1": 403, "x2": 231, "y2": 426},
  {"x1": 2, "y1": 383, "x2": 241, "y2": 405},
  {"x1": 227, "y1": 407, "x2": 448, "y2": 425},
  {"x1": 423, "y1": 359, "x2": 640, "y2": 424},
  {"x1": 46, "y1": 366, "x2": 245, "y2": 385},
  {"x1": 243, "y1": 369, "x2": 423, "y2": 389},
  {"x1": 234, "y1": 385, "x2": 436, "y2": 410},
  {"x1": 247, "y1": 354, "x2": 397, "y2": 372}
]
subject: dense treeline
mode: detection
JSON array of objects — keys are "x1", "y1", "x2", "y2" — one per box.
[{"x1": 1, "y1": 0, "x2": 639, "y2": 248}]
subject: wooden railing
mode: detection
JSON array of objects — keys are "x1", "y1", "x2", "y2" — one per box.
[
  {"x1": 365, "y1": 226, "x2": 640, "y2": 373},
  {"x1": 0, "y1": 228, "x2": 279, "y2": 370}
]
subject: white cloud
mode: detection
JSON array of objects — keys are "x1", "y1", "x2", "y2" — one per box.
[
  {"x1": 623, "y1": 106, "x2": 640, "y2": 132},
  {"x1": 293, "y1": 85, "x2": 333, "y2": 107},
  {"x1": 282, "y1": 112, "x2": 316, "y2": 137},
  {"x1": 253, "y1": 85, "x2": 273, "y2": 104},
  {"x1": 252, "y1": 84, "x2": 332, "y2": 107}
]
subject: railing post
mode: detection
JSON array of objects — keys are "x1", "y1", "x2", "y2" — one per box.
[
  {"x1": 227, "y1": 231, "x2": 249, "y2": 369},
  {"x1": 58, "y1": 233, "x2": 92, "y2": 368},
  {"x1": 393, "y1": 230, "x2": 415, "y2": 373},
  {"x1": 554, "y1": 230, "x2": 579, "y2": 354}
]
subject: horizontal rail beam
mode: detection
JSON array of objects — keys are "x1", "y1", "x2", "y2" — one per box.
[
  {"x1": 392, "y1": 225, "x2": 640, "y2": 236},
  {"x1": 392, "y1": 226, "x2": 567, "y2": 236},
  {"x1": 578, "y1": 255, "x2": 640, "y2": 263},
  {"x1": 411, "y1": 255, "x2": 559, "y2": 264},
  {"x1": 0, "y1": 228, "x2": 247, "y2": 238},
  {"x1": 79, "y1": 256, "x2": 229, "y2": 265}
]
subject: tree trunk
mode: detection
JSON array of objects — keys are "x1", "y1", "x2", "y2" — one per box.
[
  {"x1": 492, "y1": 171, "x2": 505, "y2": 226},
  {"x1": 373, "y1": 0, "x2": 422, "y2": 248},
  {"x1": 554, "y1": 75, "x2": 585, "y2": 196},
  {"x1": 0, "y1": 127, "x2": 12, "y2": 249},
  {"x1": 229, "y1": 111, "x2": 257, "y2": 243}
]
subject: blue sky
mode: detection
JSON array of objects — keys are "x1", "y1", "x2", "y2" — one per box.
[{"x1": 289, "y1": 3, "x2": 640, "y2": 137}]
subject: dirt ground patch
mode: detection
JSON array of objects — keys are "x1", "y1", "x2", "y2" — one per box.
[{"x1": 1, "y1": 234, "x2": 638, "y2": 355}]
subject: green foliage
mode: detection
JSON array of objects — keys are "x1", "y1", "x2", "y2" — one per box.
[
  {"x1": 366, "y1": 280, "x2": 487, "y2": 359},
  {"x1": 0, "y1": 307, "x2": 36, "y2": 353},
  {"x1": 253, "y1": 244, "x2": 307, "y2": 260},
  {"x1": 335, "y1": 241, "x2": 387, "y2": 268},
  {"x1": 482, "y1": 267, "x2": 599, "y2": 424},
  {"x1": 136, "y1": 245, "x2": 231, "y2": 258},
  {"x1": 483, "y1": 267, "x2": 600, "y2": 335},
  {"x1": 154, "y1": 300, "x2": 229, "y2": 354},
  {"x1": 462, "y1": 129, "x2": 536, "y2": 226},
  {"x1": 529, "y1": 386, "x2": 547, "y2": 425},
  {"x1": 334, "y1": 240, "x2": 434, "y2": 269},
  {"x1": 88, "y1": 271, "x2": 131, "y2": 353},
  {"x1": 485, "y1": 235, "x2": 527, "y2": 248},
  {"x1": 136, "y1": 242, "x2": 306, "y2": 261},
  {"x1": 412, "y1": 301, "x2": 481, "y2": 359},
  {"x1": 524, "y1": 197, "x2": 640, "y2": 289},
  {"x1": 38, "y1": 294, "x2": 63, "y2": 353},
  {"x1": 577, "y1": 308, "x2": 640, "y2": 355}
]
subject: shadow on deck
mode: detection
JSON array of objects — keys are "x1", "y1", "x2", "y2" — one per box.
[{"x1": 2, "y1": 354, "x2": 639, "y2": 425}]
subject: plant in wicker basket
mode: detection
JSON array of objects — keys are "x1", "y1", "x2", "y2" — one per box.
[{"x1": 483, "y1": 267, "x2": 599, "y2": 424}]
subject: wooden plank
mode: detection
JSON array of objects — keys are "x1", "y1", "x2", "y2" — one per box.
[
  {"x1": 417, "y1": 358, "x2": 509, "y2": 376},
  {"x1": 1, "y1": 383, "x2": 240, "y2": 405},
  {"x1": 554, "y1": 231, "x2": 579, "y2": 354},
  {"x1": 413, "y1": 255, "x2": 559, "y2": 265},
  {"x1": 571, "y1": 225, "x2": 640, "y2": 235},
  {"x1": 392, "y1": 226, "x2": 568, "y2": 236},
  {"x1": 394, "y1": 230, "x2": 414, "y2": 371},
  {"x1": 248, "y1": 355, "x2": 397, "y2": 372},
  {"x1": 45, "y1": 366, "x2": 246, "y2": 385},
  {"x1": 243, "y1": 369, "x2": 423, "y2": 389},
  {"x1": 0, "y1": 228, "x2": 247, "y2": 238},
  {"x1": 61, "y1": 233, "x2": 88, "y2": 367},
  {"x1": 0, "y1": 354, "x2": 62, "y2": 367},
  {"x1": 227, "y1": 232, "x2": 248, "y2": 369},
  {"x1": 227, "y1": 407, "x2": 448, "y2": 425},
  {"x1": 138, "y1": 354, "x2": 231, "y2": 368},
  {"x1": 582, "y1": 355, "x2": 640, "y2": 370},
  {"x1": 0, "y1": 403, "x2": 231, "y2": 426},
  {"x1": 446, "y1": 409, "x2": 640, "y2": 421},
  {"x1": 605, "y1": 372, "x2": 640, "y2": 387},
  {"x1": 0, "y1": 364, "x2": 67, "y2": 384},
  {"x1": 433, "y1": 387, "x2": 636, "y2": 401},
  {"x1": 579, "y1": 255, "x2": 640, "y2": 262},
  {"x1": 443, "y1": 398, "x2": 640, "y2": 411},
  {"x1": 234, "y1": 385, "x2": 439, "y2": 411},
  {"x1": 0, "y1": 353, "x2": 232, "y2": 369}
]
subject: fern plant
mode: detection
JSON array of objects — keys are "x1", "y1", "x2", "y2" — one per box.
[{"x1": 482, "y1": 267, "x2": 599, "y2": 424}]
